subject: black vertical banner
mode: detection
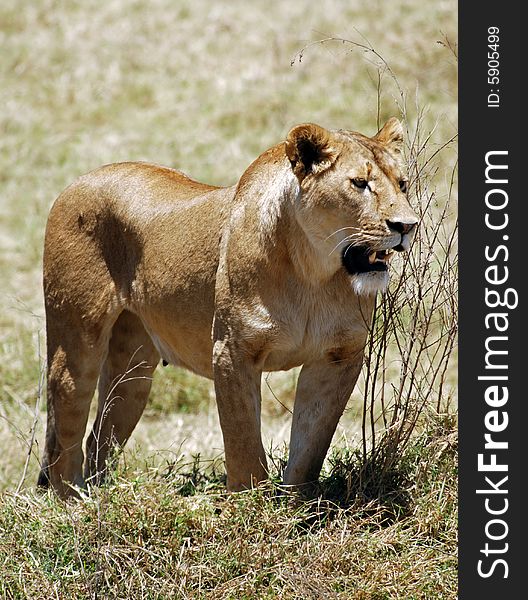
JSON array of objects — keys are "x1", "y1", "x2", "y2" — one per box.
[{"x1": 459, "y1": 2, "x2": 525, "y2": 597}]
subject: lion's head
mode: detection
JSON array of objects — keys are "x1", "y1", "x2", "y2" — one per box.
[{"x1": 285, "y1": 118, "x2": 418, "y2": 295}]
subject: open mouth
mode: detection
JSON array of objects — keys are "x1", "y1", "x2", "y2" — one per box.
[{"x1": 341, "y1": 245, "x2": 397, "y2": 275}]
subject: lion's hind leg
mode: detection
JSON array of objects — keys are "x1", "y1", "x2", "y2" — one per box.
[
  {"x1": 85, "y1": 310, "x2": 160, "y2": 485},
  {"x1": 38, "y1": 305, "x2": 117, "y2": 499}
]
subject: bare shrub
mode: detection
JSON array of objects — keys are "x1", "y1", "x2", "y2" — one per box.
[
  {"x1": 362, "y1": 113, "x2": 457, "y2": 471},
  {"x1": 294, "y1": 36, "x2": 458, "y2": 494}
]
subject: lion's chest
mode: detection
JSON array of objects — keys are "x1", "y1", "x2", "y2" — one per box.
[{"x1": 255, "y1": 293, "x2": 369, "y2": 371}]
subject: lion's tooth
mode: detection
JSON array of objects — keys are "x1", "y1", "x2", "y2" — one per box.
[{"x1": 368, "y1": 252, "x2": 377, "y2": 264}]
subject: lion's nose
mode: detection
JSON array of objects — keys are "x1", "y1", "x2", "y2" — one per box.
[{"x1": 386, "y1": 218, "x2": 418, "y2": 235}]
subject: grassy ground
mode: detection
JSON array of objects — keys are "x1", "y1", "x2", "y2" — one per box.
[
  {"x1": 0, "y1": 1, "x2": 457, "y2": 597},
  {"x1": 0, "y1": 419, "x2": 457, "y2": 599}
]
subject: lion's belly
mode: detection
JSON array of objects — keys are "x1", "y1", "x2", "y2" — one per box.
[
  {"x1": 147, "y1": 327, "x2": 214, "y2": 378},
  {"x1": 137, "y1": 305, "x2": 215, "y2": 379}
]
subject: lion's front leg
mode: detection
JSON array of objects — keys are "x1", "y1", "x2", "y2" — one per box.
[
  {"x1": 284, "y1": 352, "x2": 364, "y2": 487},
  {"x1": 213, "y1": 336, "x2": 267, "y2": 491}
]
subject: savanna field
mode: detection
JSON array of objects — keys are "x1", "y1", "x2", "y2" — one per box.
[{"x1": 0, "y1": 1, "x2": 457, "y2": 598}]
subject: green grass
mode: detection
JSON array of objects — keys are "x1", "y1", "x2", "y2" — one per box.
[{"x1": 0, "y1": 0, "x2": 457, "y2": 597}]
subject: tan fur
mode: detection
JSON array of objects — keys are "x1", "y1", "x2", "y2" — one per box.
[{"x1": 38, "y1": 119, "x2": 418, "y2": 498}]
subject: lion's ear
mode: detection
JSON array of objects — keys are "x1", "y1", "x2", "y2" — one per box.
[
  {"x1": 285, "y1": 123, "x2": 338, "y2": 182},
  {"x1": 374, "y1": 117, "x2": 404, "y2": 155}
]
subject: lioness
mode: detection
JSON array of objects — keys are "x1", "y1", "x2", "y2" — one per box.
[{"x1": 38, "y1": 119, "x2": 418, "y2": 498}]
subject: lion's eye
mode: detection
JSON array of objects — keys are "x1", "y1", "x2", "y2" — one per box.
[
  {"x1": 351, "y1": 178, "x2": 369, "y2": 190},
  {"x1": 399, "y1": 180, "x2": 408, "y2": 193}
]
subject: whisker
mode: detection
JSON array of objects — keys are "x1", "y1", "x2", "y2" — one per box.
[
  {"x1": 328, "y1": 232, "x2": 386, "y2": 257},
  {"x1": 328, "y1": 233, "x2": 367, "y2": 256},
  {"x1": 329, "y1": 236, "x2": 368, "y2": 257},
  {"x1": 324, "y1": 226, "x2": 362, "y2": 242},
  {"x1": 343, "y1": 245, "x2": 354, "y2": 258},
  {"x1": 329, "y1": 238, "x2": 350, "y2": 256}
]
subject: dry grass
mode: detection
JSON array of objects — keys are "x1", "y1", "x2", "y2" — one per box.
[
  {"x1": 0, "y1": 419, "x2": 457, "y2": 599},
  {"x1": 0, "y1": 0, "x2": 457, "y2": 597}
]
